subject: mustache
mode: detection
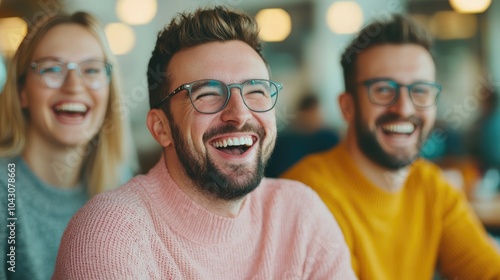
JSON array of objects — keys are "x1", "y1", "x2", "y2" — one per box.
[
  {"x1": 375, "y1": 113, "x2": 422, "y2": 127},
  {"x1": 203, "y1": 123, "x2": 265, "y2": 142}
]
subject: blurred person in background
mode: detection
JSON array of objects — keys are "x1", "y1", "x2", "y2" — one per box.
[
  {"x1": 470, "y1": 89, "x2": 500, "y2": 187},
  {"x1": 283, "y1": 14, "x2": 500, "y2": 279},
  {"x1": 265, "y1": 93, "x2": 339, "y2": 177},
  {"x1": 0, "y1": 12, "x2": 135, "y2": 279}
]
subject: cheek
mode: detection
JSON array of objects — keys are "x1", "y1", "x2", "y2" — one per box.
[
  {"x1": 187, "y1": 117, "x2": 213, "y2": 149},
  {"x1": 357, "y1": 104, "x2": 382, "y2": 129},
  {"x1": 24, "y1": 90, "x2": 51, "y2": 116},
  {"x1": 421, "y1": 108, "x2": 437, "y2": 129},
  {"x1": 260, "y1": 113, "x2": 277, "y2": 141},
  {"x1": 94, "y1": 90, "x2": 110, "y2": 115}
]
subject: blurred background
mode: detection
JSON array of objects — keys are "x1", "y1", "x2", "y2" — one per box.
[{"x1": 1, "y1": 0, "x2": 499, "y2": 201}]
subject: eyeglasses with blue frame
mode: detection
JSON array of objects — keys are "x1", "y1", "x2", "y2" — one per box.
[{"x1": 360, "y1": 78, "x2": 442, "y2": 108}]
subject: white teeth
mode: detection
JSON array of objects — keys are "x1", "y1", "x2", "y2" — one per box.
[
  {"x1": 382, "y1": 123, "x2": 415, "y2": 134},
  {"x1": 212, "y1": 136, "x2": 254, "y2": 148},
  {"x1": 54, "y1": 103, "x2": 88, "y2": 113}
]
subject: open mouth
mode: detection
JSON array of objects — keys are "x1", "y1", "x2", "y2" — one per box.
[
  {"x1": 380, "y1": 122, "x2": 415, "y2": 136},
  {"x1": 52, "y1": 102, "x2": 89, "y2": 118},
  {"x1": 211, "y1": 136, "x2": 256, "y2": 156}
]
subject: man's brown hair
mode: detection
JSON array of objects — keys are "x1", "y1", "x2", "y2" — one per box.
[
  {"x1": 147, "y1": 6, "x2": 264, "y2": 111},
  {"x1": 340, "y1": 14, "x2": 433, "y2": 96}
]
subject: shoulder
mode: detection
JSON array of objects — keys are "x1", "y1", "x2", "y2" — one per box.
[
  {"x1": 255, "y1": 178, "x2": 354, "y2": 278},
  {"x1": 73, "y1": 175, "x2": 149, "y2": 222},
  {"x1": 0, "y1": 156, "x2": 18, "y2": 175},
  {"x1": 255, "y1": 177, "x2": 343, "y2": 229},
  {"x1": 410, "y1": 159, "x2": 453, "y2": 190},
  {"x1": 411, "y1": 158, "x2": 444, "y2": 176},
  {"x1": 258, "y1": 177, "x2": 320, "y2": 202},
  {"x1": 409, "y1": 159, "x2": 465, "y2": 204},
  {"x1": 0, "y1": 157, "x2": 22, "y2": 197},
  {"x1": 254, "y1": 178, "x2": 334, "y2": 222},
  {"x1": 283, "y1": 147, "x2": 334, "y2": 175},
  {"x1": 281, "y1": 146, "x2": 341, "y2": 188},
  {"x1": 54, "y1": 176, "x2": 153, "y2": 277},
  {"x1": 62, "y1": 175, "x2": 153, "y2": 242}
]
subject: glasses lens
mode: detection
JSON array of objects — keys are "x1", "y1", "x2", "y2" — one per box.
[
  {"x1": 409, "y1": 84, "x2": 438, "y2": 107},
  {"x1": 368, "y1": 80, "x2": 397, "y2": 105},
  {"x1": 241, "y1": 80, "x2": 278, "y2": 112},
  {"x1": 34, "y1": 60, "x2": 110, "y2": 89},
  {"x1": 80, "y1": 61, "x2": 110, "y2": 90},
  {"x1": 189, "y1": 80, "x2": 228, "y2": 113},
  {"x1": 36, "y1": 61, "x2": 66, "y2": 88}
]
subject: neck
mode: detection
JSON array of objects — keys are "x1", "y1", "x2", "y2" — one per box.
[
  {"x1": 23, "y1": 132, "x2": 86, "y2": 189},
  {"x1": 346, "y1": 135, "x2": 409, "y2": 192},
  {"x1": 164, "y1": 150, "x2": 245, "y2": 218}
]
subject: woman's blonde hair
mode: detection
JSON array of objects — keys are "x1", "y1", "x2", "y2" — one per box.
[{"x1": 0, "y1": 11, "x2": 131, "y2": 196}]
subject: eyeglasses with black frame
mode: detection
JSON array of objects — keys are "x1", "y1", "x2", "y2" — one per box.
[
  {"x1": 360, "y1": 78, "x2": 442, "y2": 108},
  {"x1": 154, "y1": 79, "x2": 283, "y2": 114},
  {"x1": 31, "y1": 58, "x2": 112, "y2": 90}
]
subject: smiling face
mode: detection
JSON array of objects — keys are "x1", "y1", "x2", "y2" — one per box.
[
  {"x1": 162, "y1": 40, "x2": 276, "y2": 200},
  {"x1": 21, "y1": 23, "x2": 109, "y2": 148},
  {"x1": 348, "y1": 44, "x2": 437, "y2": 169}
]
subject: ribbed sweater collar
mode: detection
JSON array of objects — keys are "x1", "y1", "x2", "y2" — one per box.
[
  {"x1": 330, "y1": 141, "x2": 414, "y2": 217},
  {"x1": 142, "y1": 156, "x2": 255, "y2": 245}
]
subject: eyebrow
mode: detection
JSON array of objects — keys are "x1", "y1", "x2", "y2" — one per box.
[
  {"x1": 32, "y1": 56, "x2": 106, "y2": 64},
  {"x1": 364, "y1": 77, "x2": 436, "y2": 84}
]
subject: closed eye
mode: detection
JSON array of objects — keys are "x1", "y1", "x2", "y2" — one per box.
[
  {"x1": 411, "y1": 86, "x2": 430, "y2": 95},
  {"x1": 83, "y1": 68, "x2": 102, "y2": 74},
  {"x1": 374, "y1": 86, "x2": 394, "y2": 94},
  {"x1": 194, "y1": 92, "x2": 223, "y2": 100},
  {"x1": 40, "y1": 66, "x2": 63, "y2": 74},
  {"x1": 245, "y1": 90, "x2": 266, "y2": 96}
]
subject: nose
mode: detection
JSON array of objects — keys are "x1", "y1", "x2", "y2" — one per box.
[
  {"x1": 60, "y1": 69, "x2": 86, "y2": 93},
  {"x1": 388, "y1": 87, "x2": 416, "y2": 117},
  {"x1": 220, "y1": 88, "x2": 252, "y2": 127}
]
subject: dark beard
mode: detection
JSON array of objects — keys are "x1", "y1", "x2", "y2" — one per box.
[
  {"x1": 354, "y1": 107, "x2": 424, "y2": 170},
  {"x1": 169, "y1": 120, "x2": 268, "y2": 201}
]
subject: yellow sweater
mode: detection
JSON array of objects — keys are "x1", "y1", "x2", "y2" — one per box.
[{"x1": 282, "y1": 141, "x2": 500, "y2": 280}]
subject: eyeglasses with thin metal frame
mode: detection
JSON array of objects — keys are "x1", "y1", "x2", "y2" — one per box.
[
  {"x1": 360, "y1": 78, "x2": 442, "y2": 108},
  {"x1": 31, "y1": 59, "x2": 112, "y2": 90},
  {"x1": 153, "y1": 79, "x2": 283, "y2": 114}
]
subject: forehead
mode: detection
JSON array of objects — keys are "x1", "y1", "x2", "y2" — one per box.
[
  {"x1": 32, "y1": 23, "x2": 105, "y2": 61},
  {"x1": 356, "y1": 44, "x2": 436, "y2": 83},
  {"x1": 168, "y1": 40, "x2": 269, "y2": 88}
]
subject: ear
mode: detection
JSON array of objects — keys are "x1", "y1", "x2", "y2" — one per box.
[
  {"x1": 338, "y1": 92, "x2": 355, "y2": 124},
  {"x1": 146, "y1": 109, "x2": 172, "y2": 147},
  {"x1": 20, "y1": 87, "x2": 28, "y2": 108}
]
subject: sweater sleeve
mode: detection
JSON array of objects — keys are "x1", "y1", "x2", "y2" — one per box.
[
  {"x1": 301, "y1": 189, "x2": 357, "y2": 279},
  {"x1": 437, "y1": 178, "x2": 500, "y2": 279},
  {"x1": 52, "y1": 193, "x2": 152, "y2": 280}
]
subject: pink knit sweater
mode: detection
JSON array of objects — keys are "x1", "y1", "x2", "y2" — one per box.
[{"x1": 53, "y1": 158, "x2": 355, "y2": 279}]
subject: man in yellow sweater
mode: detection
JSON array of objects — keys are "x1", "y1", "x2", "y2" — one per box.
[{"x1": 282, "y1": 14, "x2": 500, "y2": 279}]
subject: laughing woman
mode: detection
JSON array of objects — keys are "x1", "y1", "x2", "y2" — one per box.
[{"x1": 0, "y1": 12, "x2": 134, "y2": 279}]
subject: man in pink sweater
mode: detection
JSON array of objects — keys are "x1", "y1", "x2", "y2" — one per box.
[{"x1": 53, "y1": 6, "x2": 355, "y2": 279}]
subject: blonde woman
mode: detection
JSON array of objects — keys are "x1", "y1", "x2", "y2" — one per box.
[{"x1": 0, "y1": 12, "x2": 134, "y2": 279}]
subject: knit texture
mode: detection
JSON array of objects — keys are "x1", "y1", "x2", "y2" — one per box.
[
  {"x1": 0, "y1": 156, "x2": 88, "y2": 280},
  {"x1": 282, "y1": 141, "x2": 500, "y2": 280},
  {"x1": 53, "y1": 157, "x2": 356, "y2": 279}
]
